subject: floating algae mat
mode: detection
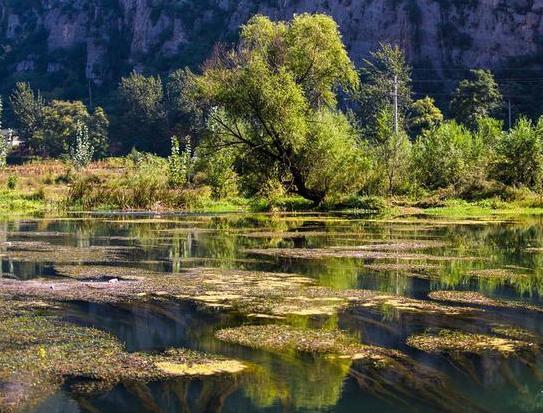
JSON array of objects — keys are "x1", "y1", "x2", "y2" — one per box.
[
  {"x1": 0, "y1": 296, "x2": 248, "y2": 413},
  {"x1": 3, "y1": 213, "x2": 543, "y2": 413}
]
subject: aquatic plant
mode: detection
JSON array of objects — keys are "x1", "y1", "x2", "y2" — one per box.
[
  {"x1": 0, "y1": 297, "x2": 248, "y2": 413},
  {"x1": 407, "y1": 328, "x2": 537, "y2": 356},
  {"x1": 429, "y1": 290, "x2": 543, "y2": 313},
  {"x1": 216, "y1": 324, "x2": 485, "y2": 413}
]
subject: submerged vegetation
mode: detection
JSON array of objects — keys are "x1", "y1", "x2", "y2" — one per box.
[
  {"x1": 407, "y1": 329, "x2": 536, "y2": 356},
  {"x1": 0, "y1": 296, "x2": 248, "y2": 413},
  {"x1": 2, "y1": 213, "x2": 543, "y2": 411}
]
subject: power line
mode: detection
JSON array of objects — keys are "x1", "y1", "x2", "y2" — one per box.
[
  {"x1": 410, "y1": 67, "x2": 543, "y2": 72},
  {"x1": 411, "y1": 78, "x2": 543, "y2": 83}
]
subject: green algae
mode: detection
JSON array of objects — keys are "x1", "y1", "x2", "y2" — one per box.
[
  {"x1": 0, "y1": 241, "x2": 130, "y2": 264},
  {"x1": 467, "y1": 268, "x2": 531, "y2": 282},
  {"x1": 429, "y1": 290, "x2": 543, "y2": 313},
  {"x1": 361, "y1": 262, "x2": 440, "y2": 277},
  {"x1": 216, "y1": 324, "x2": 365, "y2": 357},
  {"x1": 0, "y1": 296, "x2": 248, "y2": 413},
  {"x1": 216, "y1": 324, "x2": 483, "y2": 413},
  {"x1": 0, "y1": 265, "x2": 484, "y2": 322},
  {"x1": 491, "y1": 325, "x2": 541, "y2": 343},
  {"x1": 244, "y1": 246, "x2": 477, "y2": 262},
  {"x1": 53, "y1": 264, "x2": 155, "y2": 281},
  {"x1": 406, "y1": 329, "x2": 537, "y2": 356}
]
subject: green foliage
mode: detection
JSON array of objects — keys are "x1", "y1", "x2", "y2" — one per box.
[
  {"x1": 298, "y1": 110, "x2": 369, "y2": 201},
  {"x1": 328, "y1": 195, "x2": 389, "y2": 213},
  {"x1": 68, "y1": 153, "x2": 217, "y2": 210},
  {"x1": 9, "y1": 82, "x2": 45, "y2": 154},
  {"x1": 493, "y1": 117, "x2": 543, "y2": 190},
  {"x1": 451, "y1": 69, "x2": 503, "y2": 129},
  {"x1": 366, "y1": 109, "x2": 412, "y2": 194},
  {"x1": 184, "y1": 14, "x2": 364, "y2": 204},
  {"x1": 413, "y1": 120, "x2": 486, "y2": 190},
  {"x1": 118, "y1": 72, "x2": 167, "y2": 153},
  {"x1": 37, "y1": 100, "x2": 108, "y2": 158},
  {"x1": 194, "y1": 141, "x2": 238, "y2": 199},
  {"x1": 475, "y1": 116, "x2": 503, "y2": 148},
  {"x1": 0, "y1": 189, "x2": 47, "y2": 215},
  {"x1": 69, "y1": 122, "x2": 94, "y2": 170},
  {"x1": 7, "y1": 175, "x2": 17, "y2": 190},
  {"x1": 250, "y1": 196, "x2": 313, "y2": 212},
  {"x1": 88, "y1": 107, "x2": 110, "y2": 159},
  {"x1": 409, "y1": 96, "x2": 443, "y2": 136},
  {"x1": 10, "y1": 83, "x2": 108, "y2": 158},
  {"x1": 358, "y1": 43, "x2": 412, "y2": 138},
  {"x1": 168, "y1": 135, "x2": 192, "y2": 187}
]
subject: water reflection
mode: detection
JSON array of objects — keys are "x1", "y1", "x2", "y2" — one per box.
[{"x1": 2, "y1": 212, "x2": 543, "y2": 412}]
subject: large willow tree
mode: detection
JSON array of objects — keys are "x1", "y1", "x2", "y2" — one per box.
[{"x1": 184, "y1": 14, "x2": 367, "y2": 204}]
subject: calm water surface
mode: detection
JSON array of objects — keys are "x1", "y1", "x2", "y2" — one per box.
[{"x1": 3, "y1": 212, "x2": 543, "y2": 413}]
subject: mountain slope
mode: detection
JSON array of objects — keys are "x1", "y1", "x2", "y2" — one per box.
[{"x1": 1, "y1": 0, "x2": 542, "y2": 93}]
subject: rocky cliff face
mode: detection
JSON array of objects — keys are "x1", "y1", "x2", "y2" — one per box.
[{"x1": 1, "y1": 0, "x2": 543, "y2": 87}]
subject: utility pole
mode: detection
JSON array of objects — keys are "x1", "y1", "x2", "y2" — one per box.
[
  {"x1": 88, "y1": 80, "x2": 93, "y2": 109},
  {"x1": 393, "y1": 75, "x2": 399, "y2": 135},
  {"x1": 508, "y1": 99, "x2": 512, "y2": 130}
]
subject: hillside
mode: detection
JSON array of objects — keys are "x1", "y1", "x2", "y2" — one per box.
[{"x1": 1, "y1": 0, "x2": 543, "y2": 97}]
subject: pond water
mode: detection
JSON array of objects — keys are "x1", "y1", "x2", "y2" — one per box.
[{"x1": 2, "y1": 212, "x2": 543, "y2": 413}]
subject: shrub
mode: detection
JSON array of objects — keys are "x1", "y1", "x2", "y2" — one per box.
[
  {"x1": 493, "y1": 117, "x2": 543, "y2": 190},
  {"x1": 168, "y1": 135, "x2": 192, "y2": 187},
  {"x1": 6, "y1": 175, "x2": 17, "y2": 190},
  {"x1": 329, "y1": 195, "x2": 389, "y2": 212},
  {"x1": 69, "y1": 123, "x2": 94, "y2": 170},
  {"x1": 67, "y1": 153, "x2": 215, "y2": 211},
  {"x1": 194, "y1": 143, "x2": 238, "y2": 200},
  {"x1": 412, "y1": 121, "x2": 486, "y2": 191}
]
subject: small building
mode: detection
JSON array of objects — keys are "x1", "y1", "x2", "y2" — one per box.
[{"x1": 0, "y1": 129, "x2": 20, "y2": 147}]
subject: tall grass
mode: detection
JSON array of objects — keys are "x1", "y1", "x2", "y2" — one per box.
[{"x1": 67, "y1": 155, "x2": 216, "y2": 210}]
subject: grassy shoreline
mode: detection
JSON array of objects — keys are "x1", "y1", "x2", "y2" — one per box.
[{"x1": 3, "y1": 160, "x2": 543, "y2": 219}]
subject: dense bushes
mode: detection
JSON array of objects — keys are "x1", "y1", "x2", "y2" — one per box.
[
  {"x1": 493, "y1": 118, "x2": 543, "y2": 189},
  {"x1": 411, "y1": 116, "x2": 543, "y2": 196},
  {"x1": 413, "y1": 121, "x2": 481, "y2": 190},
  {"x1": 67, "y1": 138, "x2": 242, "y2": 210}
]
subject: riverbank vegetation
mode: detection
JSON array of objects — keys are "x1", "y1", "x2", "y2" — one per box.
[{"x1": 2, "y1": 14, "x2": 543, "y2": 216}]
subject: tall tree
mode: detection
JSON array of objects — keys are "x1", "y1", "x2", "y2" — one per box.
[
  {"x1": 358, "y1": 43, "x2": 413, "y2": 139},
  {"x1": 450, "y1": 69, "x2": 503, "y2": 129},
  {"x1": 371, "y1": 109, "x2": 412, "y2": 194},
  {"x1": 184, "y1": 14, "x2": 366, "y2": 204},
  {"x1": 9, "y1": 82, "x2": 45, "y2": 154},
  {"x1": 118, "y1": 72, "x2": 167, "y2": 153}
]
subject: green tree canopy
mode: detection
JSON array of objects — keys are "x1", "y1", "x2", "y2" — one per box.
[
  {"x1": 409, "y1": 96, "x2": 443, "y2": 136},
  {"x1": 450, "y1": 69, "x2": 503, "y2": 129},
  {"x1": 9, "y1": 82, "x2": 45, "y2": 154},
  {"x1": 184, "y1": 13, "x2": 366, "y2": 203},
  {"x1": 493, "y1": 117, "x2": 543, "y2": 189},
  {"x1": 118, "y1": 72, "x2": 167, "y2": 153},
  {"x1": 37, "y1": 100, "x2": 108, "y2": 158}
]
